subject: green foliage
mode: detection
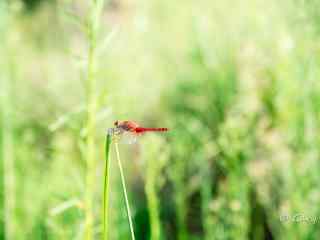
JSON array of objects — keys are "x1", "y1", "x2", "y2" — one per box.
[
  {"x1": 22, "y1": 0, "x2": 54, "y2": 12},
  {"x1": 2, "y1": 0, "x2": 320, "y2": 239}
]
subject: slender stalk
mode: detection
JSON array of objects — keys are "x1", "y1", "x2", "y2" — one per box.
[
  {"x1": 145, "y1": 172, "x2": 161, "y2": 240},
  {"x1": 1, "y1": 59, "x2": 16, "y2": 240},
  {"x1": 144, "y1": 142, "x2": 163, "y2": 240},
  {"x1": 114, "y1": 141, "x2": 136, "y2": 240},
  {"x1": 201, "y1": 161, "x2": 214, "y2": 240},
  {"x1": 1, "y1": 70, "x2": 15, "y2": 239},
  {"x1": 176, "y1": 190, "x2": 188, "y2": 240},
  {"x1": 1, "y1": 3, "x2": 16, "y2": 238},
  {"x1": 103, "y1": 133, "x2": 112, "y2": 240},
  {"x1": 84, "y1": 1, "x2": 105, "y2": 239},
  {"x1": 84, "y1": 31, "x2": 97, "y2": 240}
]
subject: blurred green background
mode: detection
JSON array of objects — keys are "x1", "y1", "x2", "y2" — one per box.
[{"x1": 1, "y1": 0, "x2": 320, "y2": 239}]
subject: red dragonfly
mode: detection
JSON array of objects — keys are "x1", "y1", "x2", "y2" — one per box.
[{"x1": 110, "y1": 120, "x2": 168, "y2": 143}]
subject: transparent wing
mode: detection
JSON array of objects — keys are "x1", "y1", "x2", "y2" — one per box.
[
  {"x1": 107, "y1": 127, "x2": 139, "y2": 145},
  {"x1": 120, "y1": 131, "x2": 138, "y2": 145}
]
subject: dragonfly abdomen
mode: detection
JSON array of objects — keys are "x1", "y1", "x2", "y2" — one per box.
[{"x1": 135, "y1": 127, "x2": 168, "y2": 133}]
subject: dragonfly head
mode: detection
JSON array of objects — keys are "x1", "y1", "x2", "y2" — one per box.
[{"x1": 114, "y1": 120, "x2": 119, "y2": 127}]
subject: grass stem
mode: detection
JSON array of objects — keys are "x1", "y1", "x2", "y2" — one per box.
[
  {"x1": 1, "y1": 6, "x2": 16, "y2": 238},
  {"x1": 103, "y1": 133, "x2": 112, "y2": 240},
  {"x1": 1, "y1": 60, "x2": 16, "y2": 240},
  {"x1": 84, "y1": 1, "x2": 105, "y2": 239},
  {"x1": 114, "y1": 141, "x2": 136, "y2": 240}
]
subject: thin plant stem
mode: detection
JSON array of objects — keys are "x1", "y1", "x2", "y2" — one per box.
[
  {"x1": 1, "y1": 5, "x2": 16, "y2": 238},
  {"x1": 1, "y1": 52, "x2": 16, "y2": 240},
  {"x1": 114, "y1": 141, "x2": 136, "y2": 240},
  {"x1": 84, "y1": 29, "x2": 97, "y2": 240},
  {"x1": 201, "y1": 161, "x2": 214, "y2": 240},
  {"x1": 144, "y1": 143, "x2": 162, "y2": 240},
  {"x1": 103, "y1": 133, "x2": 112, "y2": 240},
  {"x1": 84, "y1": 0, "x2": 105, "y2": 239},
  {"x1": 145, "y1": 171, "x2": 161, "y2": 240}
]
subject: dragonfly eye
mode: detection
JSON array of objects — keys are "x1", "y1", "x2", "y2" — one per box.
[{"x1": 114, "y1": 120, "x2": 119, "y2": 126}]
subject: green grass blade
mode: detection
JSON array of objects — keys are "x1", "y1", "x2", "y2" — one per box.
[{"x1": 103, "y1": 133, "x2": 112, "y2": 240}]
